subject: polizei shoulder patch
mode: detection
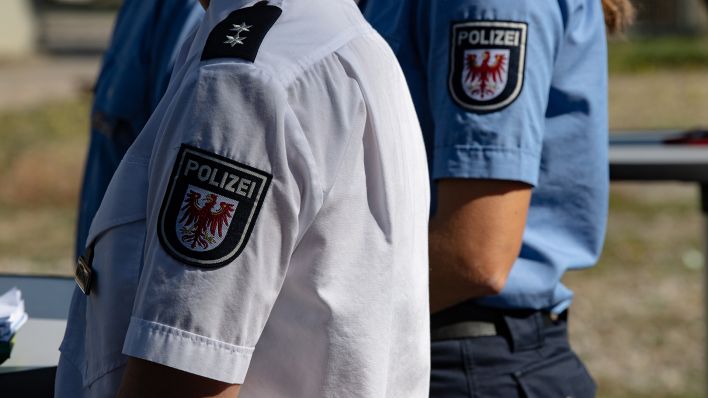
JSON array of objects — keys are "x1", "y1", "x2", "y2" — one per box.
[
  {"x1": 201, "y1": 1, "x2": 282, "y2": 62},
  {"x1": 449, "y1": 20, "x2": 528, "y2": 113},
  {"x1": 158, "y1": 145, "x2": 272, "y2": 268}
]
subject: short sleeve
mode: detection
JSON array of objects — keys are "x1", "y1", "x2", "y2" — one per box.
[
  {"x1": 122, "y1": 63, "x2": 321, "y2": 384},
  {"x1": 425, "y1": 0, "x2": 563, "y2": 185}
]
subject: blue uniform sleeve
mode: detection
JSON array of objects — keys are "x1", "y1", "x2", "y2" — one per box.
[
  {"x1": 75, "y1": 1, "x2": 204, "y2": 258},
  {"x1": 425, "y1": 0, "x2": 563, "y2": 186},
  {"x1": 146, "y1": 2, "x2": 205, "y2": 110}
]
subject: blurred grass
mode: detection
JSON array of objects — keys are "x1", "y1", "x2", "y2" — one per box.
[
  {"x1": 0, "y1": 96, "x2": 89, "y2": 275},
  {"x1": 575, "y1": 37, "x2": 708, "y2": 396},
  {"x1": 609, "y1": 36, "x2": 708, "y2": 73},
  {"x1": 566, "y1": 183, "x2": 704, "y2": 398},
  {"x1": 0, "y1": 97, "x2": 88, "y2": 173},
  {"x1": 577, "y1": 38, "x2": 707, "y2": 397},
  {"x1": 608, "y1": 36, "x2": 708, "y2": 130}
]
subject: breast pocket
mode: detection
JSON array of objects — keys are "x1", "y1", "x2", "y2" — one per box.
[
  {"x1": 59, "y1": 156, "x2": 149, "y2": 389},
  {"x1": 83, "y1": 219, "x2": 146, "y2": 387}
]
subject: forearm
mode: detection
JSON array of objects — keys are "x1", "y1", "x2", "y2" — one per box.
[
  {"x1": 428, "y1": 179, "x2": 531, "y2": 314},
  {"x1": 429, "y1": 260, "x2": 498, "y2": 313},
  {"x1": 428, "y1": 220, "x2": 512, "y2": 313},
  {"x1": 118, "y1": 357, "x2": 241, "y2": 398}
]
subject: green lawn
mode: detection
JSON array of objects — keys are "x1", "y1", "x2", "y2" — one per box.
[
  {"x1": 0, "y1": 97, "x2": 89, "y2": 275},
  {"x1": 609, "y1": 36, "x2": 708, "y2": 74},
  {"x1": 567, "y1": 183, "x2": 704, "y2": 398}
]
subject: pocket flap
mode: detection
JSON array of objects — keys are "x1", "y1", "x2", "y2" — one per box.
[
  {"x1": 85, "y1": 155, "x2": 149, "y2": 248},
  {"x1": 513, "y1": 351, "x2": 596, "y2": 398}
]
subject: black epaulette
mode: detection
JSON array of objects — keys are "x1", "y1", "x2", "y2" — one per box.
[{"x1": 201, "y1": 1, "x2": 282, "y2": 62}]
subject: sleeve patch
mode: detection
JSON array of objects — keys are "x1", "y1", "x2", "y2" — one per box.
[
  {"x1": 201, "y1": 1, "x2": 282, "y2": 62},
  {"x1": 448, "y1": 20, "x2": 528, "y2": 114},
  {"x1": 157, "y1": 144, "x2": 272, "y2": 268}
]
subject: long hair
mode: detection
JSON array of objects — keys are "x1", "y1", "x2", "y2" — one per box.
[{"x1": 602, "y1": 0, "x2": 635, "y2": 34}]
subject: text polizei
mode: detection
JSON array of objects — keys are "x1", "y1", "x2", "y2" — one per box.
[
  {"x1": 184, "y1": 159, "x2": 257, "y2": 199},
  {"x1": 456, "y1": 29, "x2": 520, "y2": 47}
]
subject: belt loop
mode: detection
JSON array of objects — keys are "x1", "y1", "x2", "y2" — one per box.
[{"x1": 503, "y1": 312, "x2": 545, "y2": 352}]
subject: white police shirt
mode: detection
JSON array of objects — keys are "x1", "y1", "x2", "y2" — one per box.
[{"x1": 55, "y1": 0, "x2": 431, "y2": 397}]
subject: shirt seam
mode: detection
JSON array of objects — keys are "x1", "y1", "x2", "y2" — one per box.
[
  {"x1": 281, "y1": 99, "x2": 326, "y2": 246},
  {"x1": 198, "y1": 27, "x2": 374, "y2": 89},
  {"x1": 271, "y1": 27, "x2": 376, "y2": 88},
  {"x1": 129, "y1": 317, "x2": 255, "y2": 355},
  {"x1": 435, "y1": 144, "x2": 541, "y2": 157},
  {"x1": 285, "y1": 53, "x2": 368, "y2": 248}
]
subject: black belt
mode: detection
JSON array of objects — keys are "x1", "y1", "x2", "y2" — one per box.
[
  {"x1": 430, "y1": 301, "x2": 567, "y2": 343},
  {"x1": 430, "y1": 320, "x2": 499, "y2": 340}
]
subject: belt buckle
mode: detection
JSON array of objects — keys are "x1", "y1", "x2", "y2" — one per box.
[{"x1": 75, "y1": 245, "x2": 94, "y2": 295}]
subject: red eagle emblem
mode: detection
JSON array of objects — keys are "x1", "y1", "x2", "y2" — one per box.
[
  {"x1": 179, "y1": 191, "x2": 236, "y2": 249},
  {"x1": 465, "y1": 51, "x2": 507, "y2": 98}
]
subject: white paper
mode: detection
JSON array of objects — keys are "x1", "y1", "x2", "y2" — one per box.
[{"x1": 0, "y1": 287, "x2": 28, "y2": 341}]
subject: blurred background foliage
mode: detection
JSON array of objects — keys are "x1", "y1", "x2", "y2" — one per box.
[{"x1": 609, "y1": 37, "x2": 708, "y2": 72}]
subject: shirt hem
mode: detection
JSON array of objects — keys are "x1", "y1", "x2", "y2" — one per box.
[
  {"x1": 122, "y1": 316, "x2": 254, "y2": 384},
  {"x1": 432, "y1": 145, "x2": 541, "y2": 186}
]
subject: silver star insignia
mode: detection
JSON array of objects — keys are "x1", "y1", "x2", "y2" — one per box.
[
  {"x1": 224, "y1": 22, "x2": 252, "y2": 47},
  {"x1": 231, "y1": 23, "x2": 252, "y2": 33},
  {"x1": 224, "y1": 34, "x2": 245, "y2": 47}
]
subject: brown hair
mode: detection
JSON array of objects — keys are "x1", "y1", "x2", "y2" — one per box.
[{"x1": 602, "y1": 0, "x2": 636, "y2": 34}]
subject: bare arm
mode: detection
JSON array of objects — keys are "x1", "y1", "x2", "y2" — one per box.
[
  {"x1": 429, "y1": 179, "x2": 531, "y2": 313},
  {"x1": 118, "y1": 357, "x2": 241, "y2": 398}
]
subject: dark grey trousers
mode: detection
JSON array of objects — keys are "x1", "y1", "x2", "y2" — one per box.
[{"x1": 430, "y1": 309, "x2": 596, "y2": 398}]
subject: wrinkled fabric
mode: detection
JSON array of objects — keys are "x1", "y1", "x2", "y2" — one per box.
[
  {"x1": 57, "y1": 0, "x2": 430, "y2": 397},
  {"x1": 363, "y1": 0, "x2": 609, "y2": 313}
]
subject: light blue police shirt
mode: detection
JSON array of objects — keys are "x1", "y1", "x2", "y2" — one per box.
[
  {"x1": 363, "y1": 0, "x2": 609, "y2": 313},
  {"x1": 75, "y1": 0, "x2": 204, "y2": 257}
]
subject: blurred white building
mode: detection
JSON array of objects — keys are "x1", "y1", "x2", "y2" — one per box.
[
  {"x1": 0, "y1": 0, "x2": 116, "y2": 59},
  {"x1": 0, "y1": 0, "x2": 37, "y2": 58}
]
